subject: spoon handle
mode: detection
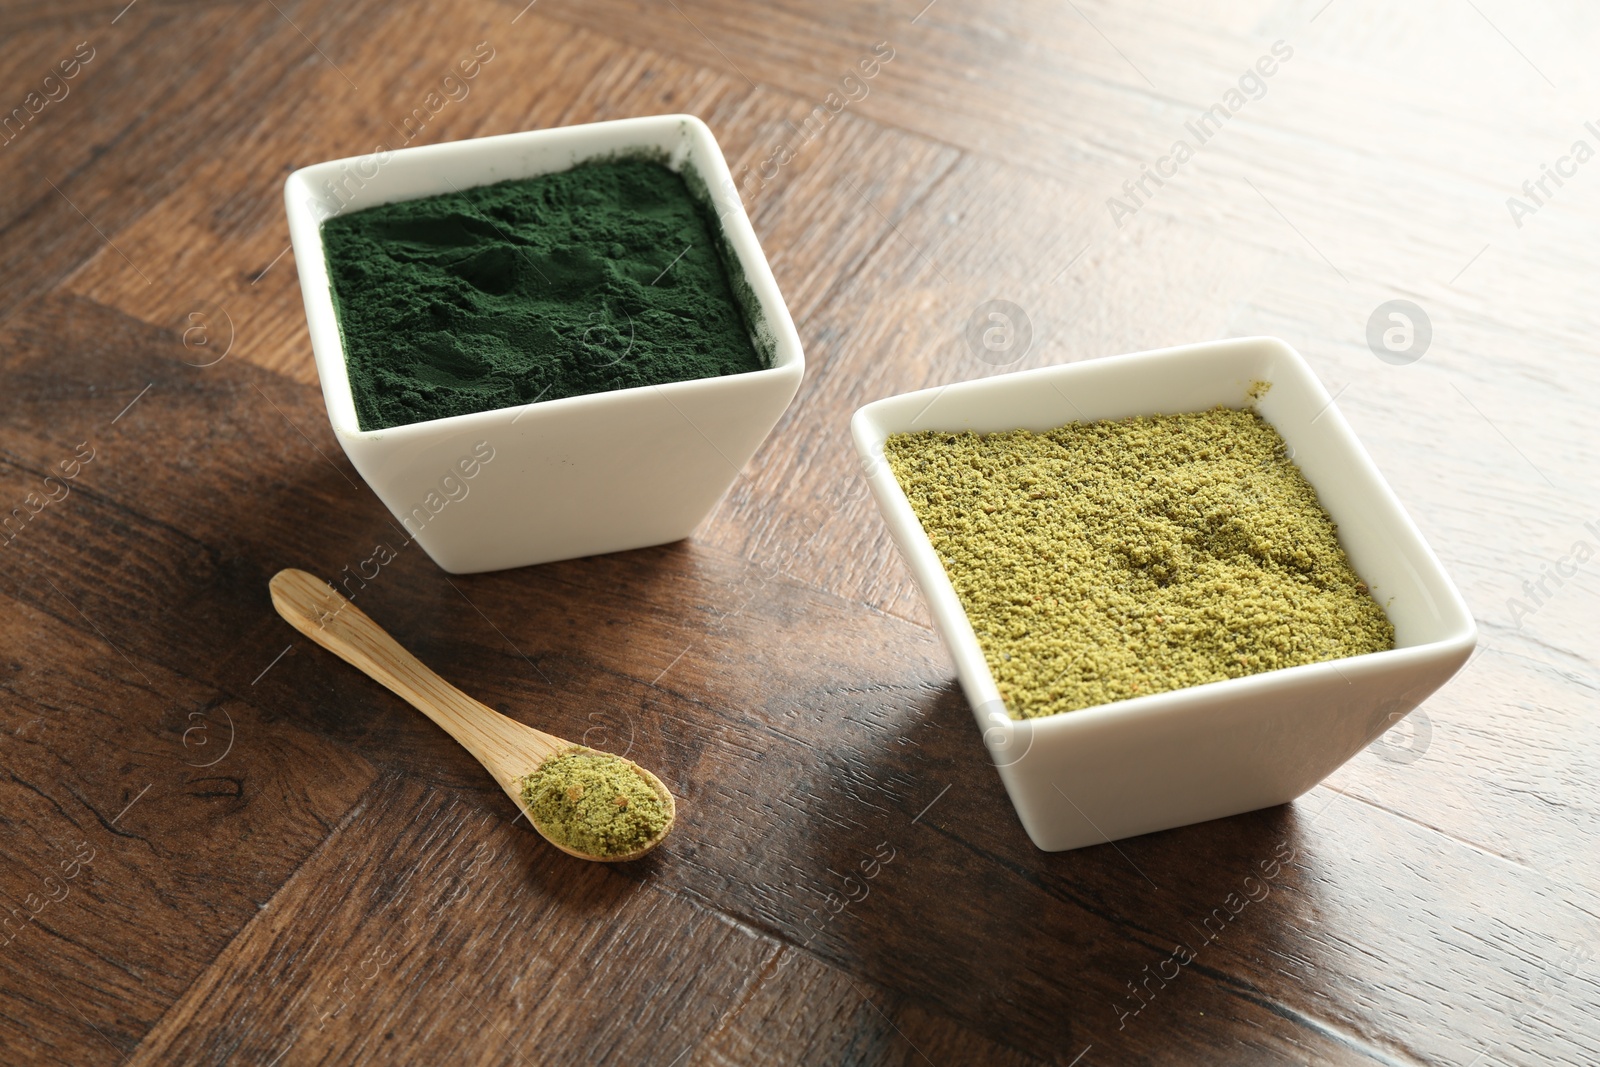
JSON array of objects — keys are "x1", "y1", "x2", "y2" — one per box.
[{"x1": 268, "y1": 569, "x2": 563, "y2": 777}]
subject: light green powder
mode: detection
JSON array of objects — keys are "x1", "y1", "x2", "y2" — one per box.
[
  {"x1": 885, "y1": 407, "x2": 1395, "y2": 720},
  {"x1": 520, "y1": 748, "x2": 671, "y2": 858}
]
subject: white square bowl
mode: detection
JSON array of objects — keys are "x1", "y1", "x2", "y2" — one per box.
[
  {"x1": 283, "y1": 116, "x2": 803, "y2": 573},
  {"x1": 851, "y1": 337, "x2": 1476, "y2": 851}
]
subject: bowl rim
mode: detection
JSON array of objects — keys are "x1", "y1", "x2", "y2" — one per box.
[
  {"x1": 282, "y1": 114, "x2": 803, "y2": 443},
  {"x1": 849, "y1": 335, "x2": 1479, "y2": 740}
]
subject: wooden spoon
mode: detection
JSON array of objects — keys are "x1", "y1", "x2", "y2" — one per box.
[{"x1": 268, "y1": 568, "x2": 675, "y2": 862}]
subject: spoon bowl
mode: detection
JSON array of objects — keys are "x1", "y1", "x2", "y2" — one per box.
[{"x1": 269, "y1": 568, "x2": 675, "y2": 862}]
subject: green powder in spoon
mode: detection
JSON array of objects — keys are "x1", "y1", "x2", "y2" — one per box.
[
  {"x1": 519, "y1": 748, "x2": 671, "y2": 858},
  {"x1": 884, "y1": 407, "x2": 1395, "y2": 720},
  {"x1": 321, "y1": 158, "x2": 764, "y2": 431}
]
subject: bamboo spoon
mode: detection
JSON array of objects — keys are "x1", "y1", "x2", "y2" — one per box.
[{"x1": 268, "y1": 568, "x2": 675, "y2": 862}]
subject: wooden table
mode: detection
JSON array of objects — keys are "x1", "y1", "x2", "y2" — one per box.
[{"x1": 3, "y1": 1, "x2": 1596, "y2": 1063}]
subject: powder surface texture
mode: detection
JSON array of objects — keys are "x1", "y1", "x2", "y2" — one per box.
[
  {"x1": 884, "y1": 407, "x2": 1395, "y2": 720},
  {"x1": 321, "y1": 159, "x2": 763, "y2": 430},
  {"x1": 520, "y1": 747, "x2": 671, "y2": 858}
]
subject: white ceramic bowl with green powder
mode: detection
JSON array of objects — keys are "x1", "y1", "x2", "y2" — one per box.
[
  {"x1": 851, "y1": 336, "x2": 1476, "y2": 852},
  {"x1": 283, "y1": 116, "x2": 803, "y2": 573}
]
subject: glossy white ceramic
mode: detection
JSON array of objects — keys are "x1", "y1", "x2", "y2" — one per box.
[
  {"x1": 851, "y1": 337, "x2": 1476, "y2": 851},
  {"x1": 284, "y1": 116, "x2": 803, "y2": 573}
]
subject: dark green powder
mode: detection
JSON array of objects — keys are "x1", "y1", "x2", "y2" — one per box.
[{"x1": 321, "y1": 159, "x2": 765, "y2": 431}]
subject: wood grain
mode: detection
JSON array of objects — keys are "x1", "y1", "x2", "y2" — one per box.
[
  {"x1": 2, "y1": 0, "x2": 1597, "y2": 1063},
  {"x1": 0, "y1": 595, "x2": 376, "y2": 1061}
]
